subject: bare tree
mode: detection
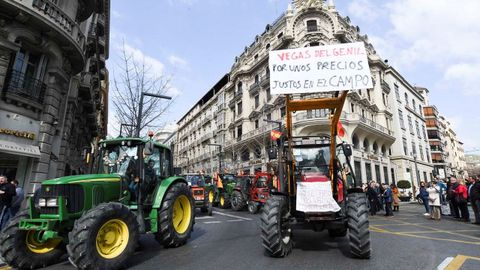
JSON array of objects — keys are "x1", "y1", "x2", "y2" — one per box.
[{"x1": 111, "y1": 43, "x2": 174, "y2": 137}]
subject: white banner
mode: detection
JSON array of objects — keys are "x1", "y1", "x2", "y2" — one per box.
[
  {"x1": 269, "y1": 42, "x2": 372, "y2": 94},
  {"x1": 296, "y1": 181, "x2": 341, "y2": 213}
]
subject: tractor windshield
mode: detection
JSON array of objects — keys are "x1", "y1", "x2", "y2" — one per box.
[
  {"x1": 96, "y1": 143, "x2": 140, "y2": 177},
  {"x1": 293, "y1": 146, "x2": 330, "y2": 178},
  {"x1": 256, "y1": 176, "x2": 269, "y2": 188},
  {"x1": 186, "y1": 175, "x2": 204, "y2": 186}
]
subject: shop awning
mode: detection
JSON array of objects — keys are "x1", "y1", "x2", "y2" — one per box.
[{"x1": 0, "y1": 140, "x2": 41, "y2": 158}]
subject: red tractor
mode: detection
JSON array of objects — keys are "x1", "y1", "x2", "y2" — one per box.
[{"x1": 247, "y1": 173, "x2": 273, "y2": 214}]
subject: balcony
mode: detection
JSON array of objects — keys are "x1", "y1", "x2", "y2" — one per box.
[
  {"x1": 381, "y1": 80, "x2": 391, "y2": 94},
  {"x1": 201, "y1": 132, "x2": 213, "y2": 142},
  {"x1": 2, "y1": 70, "x2": 46, "y2": 111},
  {"x1": 228, "y1": 91, "x2": 243, "y2": 108},
  {"x1": 201, "y1": 115, "x2": 212, "y2": 126},
  {"x1": 249, "y1": 82, "x2": 260, "y2": 95},
  {"x1": 430, "y1": 145, "x2": 444, "y2": 152}
]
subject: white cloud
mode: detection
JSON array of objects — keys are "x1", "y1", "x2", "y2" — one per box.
[
  {"x1": 111, "y1": 10, "x2": 122, "y2": 19},
  {"x1": 168, "y1": 55, "x2": 189, "y2": 70},
  {"x1": 347, "y1": 0, "x2": 379, "y2": 23},
  {"x1": 123, "y1": 43, "x2": 165, "y2": 76},
  {"x1": 444, "y1": 63, "x2": 480, "y2": 96}
]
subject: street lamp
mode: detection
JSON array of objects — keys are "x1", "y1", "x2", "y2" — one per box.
[
  {"x1": 135, "y1": 92, "x2": 172, "y2": 137},
  {"x1": 207, "y1": 143, "x2": 222, "y2": 173}
]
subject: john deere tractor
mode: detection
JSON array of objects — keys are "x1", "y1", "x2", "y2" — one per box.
[
  {"x1": 209, "y1": 173, "x2": 236, "y2": 209},
  {"x1": 260, "y1": 92, "x2": 371, "y2": 258},
  {"x1": 0, "y1": 136, "x2": 195, "y2": 270}
]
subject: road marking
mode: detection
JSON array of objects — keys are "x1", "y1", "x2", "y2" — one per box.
[
  {"x1": 212, "y1": 211, "x2": 252, "y2": 221},
  {"x1": 444, "y1": 255, "x2": 480, "y2": 270},
  {"x1": 203, "y1": 221, "x2": 222, "y2": 224},
  {"x1": 196, "y1": 216, "x2": 214, "y2": 220},
  {"x1": 393, "y1": 219, "x2": 480, "y2": 241},
  {"x1": 226, "y1": 219, "x2": 244, "y2": 222},
  {"x1": 437, "y1": 257, "x2": 454, "y2": 270},
  {"x1": 371, "y1": 228, "x2": 480, "y2": 246},
  {"x1": 397, "y1": 229, "x2": 479, "y2": 235}
]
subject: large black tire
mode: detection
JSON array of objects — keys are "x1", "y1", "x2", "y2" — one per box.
[
  {"x1": 260, "y1": 195, "x2": 292, "y2": 257},
  {"x1": 219, "y1": 193, "x2": 230, "y2": 209},
  {"x1": 231, "y1": 190, "x2": 246, "y2": 211},
  {"x1": 0, "y1": 209, "x2": 66, "y2": 269},
  {"x1": 347, "y1": 193, "x2": 371, "y2": 259},
  {"x1": 248, "y1": 200, "x2": 259, "y2": 214},
  {"x1": 67, "y1": 202, "x2": 139, "y2": 270},
  {"x1": 201, "y1": 192, "x2": 213, "y2": 216},
  {"x1": 155, "y1": 182, "x2": 195, "y2": 248}
]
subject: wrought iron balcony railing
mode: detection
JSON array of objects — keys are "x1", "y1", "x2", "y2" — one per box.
[{"x1": 3, "y1": 70, "x2": 46, "y2": 105}]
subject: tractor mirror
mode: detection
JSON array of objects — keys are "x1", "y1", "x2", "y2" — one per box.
[
  {"x1": 343, "y1": 144, "x2": 353, "y2": 157},
  {"x1": 268, "y1": 148, "x2": 277, "y2": 160},
  {"x1": 173, "y1": 167, "x2": 182, "y2": 175},
  {"x1": 144, "y1": 140, "x2": 154, "y2": 157}
]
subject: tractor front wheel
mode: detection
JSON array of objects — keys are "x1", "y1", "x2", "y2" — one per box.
[
  {"x1": 219, "y1": 193, "x2": 230, "y2": 209},
  {"x1": 0, "y1": 209, "x2": 65, "y2": 269},
  {"x1": 155, "y1": 182, "x2": 195, "y2": 248},
  {"x1": 260, "y1": 195, "x2": 292, "y2": 257},
  {"x1": 67, "y1": 202, "x2": 139, "y2": 270},
  {"x1": 347, "y1": 193, "x2": 371, "y2": 259},
  {"x1": 231, "y1": 190, "x2": 246, "y2": 211},
  {"x1": 248, "y1": 201, "x2": 259, "y2": 214}
]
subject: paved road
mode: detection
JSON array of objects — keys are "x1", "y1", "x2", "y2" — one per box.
[{"x1": 2, "y1": 203, "x2": 480, "y2": 270}]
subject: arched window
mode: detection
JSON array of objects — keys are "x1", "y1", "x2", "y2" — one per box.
[
  {"x1": 352, "y1": 134, "x2": 360, "y2": 149},
  {"x1": 363, "y1": 138, "x2": 370, "y2": 152},
  {"x1": 373, "y1": 142, "x2": 378, "y2": 154},
  {"x1": 237, "y1": 81, "x2": 243, "y2": 93}
]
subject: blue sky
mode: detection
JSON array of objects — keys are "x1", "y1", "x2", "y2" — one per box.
[{"x1": 107, "y1": 0, "x2": 480, "y2": 152}]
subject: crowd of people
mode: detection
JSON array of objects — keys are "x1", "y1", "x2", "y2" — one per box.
[
  {"x1": 0, "y1": 175, "x2": 24, "y2": 230},
  {"x1": 362, "y1": 175, "x2": 480, "y2": 224}
]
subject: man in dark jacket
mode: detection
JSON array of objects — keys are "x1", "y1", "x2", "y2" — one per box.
[
  {"x1": 383, "y1": 184, "x2": 393, "y2": 217},
  {"x1": 468, "y1": 176, "x2": 480, "y2": 224},
  {"x1": 0, "y1": 175, "x2": 17, "y2": 229},
  {"x1": 447, "y1": 177, "x2": 460, "y2": 219}
]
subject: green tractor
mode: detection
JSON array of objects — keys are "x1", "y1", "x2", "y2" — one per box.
[
  {"x1": 0, "y1": 137, "x2": 195, "y2": 270},
  {"x1": 209, "y1": 173, "x2": 236, "y2": 209}
]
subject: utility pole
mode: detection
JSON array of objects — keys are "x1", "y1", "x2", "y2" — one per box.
[
  {"x1": 264, "y1": 119, "x2": 284, "y2": 192},
  {"x1": 135, "y1": 92, "x2": 172, "y2": 137}
]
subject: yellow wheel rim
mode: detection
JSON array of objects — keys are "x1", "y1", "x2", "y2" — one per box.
[
  {"x1": 173, "y1": 195, "x2": 192, "y2": 234},
  {"x1": 220, "y1": 196, "x2": 225, "y2": 206},
  {"x1": 96, "y1": 219, "x2": 129, "y2": 259},
  {"x1": 26, "y1": 231, "x2": 61, "y2": 254},
  {"x1": 208, "y1": 191, "x2": 214, "y2": 203}
]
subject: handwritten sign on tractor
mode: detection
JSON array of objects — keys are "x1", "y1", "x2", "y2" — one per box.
[{"x1": 268, "y1": 42, "x2": 372, "y2": 94}]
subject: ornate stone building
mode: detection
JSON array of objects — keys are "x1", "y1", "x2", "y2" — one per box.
[{"x1": 0, "y1": 0, "x2": 110, "y2": 192}]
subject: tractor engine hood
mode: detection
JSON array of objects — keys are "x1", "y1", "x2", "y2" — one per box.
[
  {"x1": 42, "y1": 174, "x2": 121, "y2": 185},
  {"x1": 301, "y1": 172, "x2": 329, "y2": 183}
]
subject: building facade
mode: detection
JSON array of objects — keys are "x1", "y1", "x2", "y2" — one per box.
[
  {"x1": 0, "y1": 0, "x2": 110, "y2": 192},
  {"x1": 386, "y1": 69, "x2": 433, "y2": 191}
]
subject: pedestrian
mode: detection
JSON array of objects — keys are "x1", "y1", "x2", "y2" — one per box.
[
  {"x1": 10, "y1": 180, "x2": 24, "y2": 217},
  {"x1": 419, "y1": 182, "x2": 430, "y2": 216},
  {"x1": 427, "y1": 180, "x2": 441, "y2": 220},
  {"x1": 447, "y1": 177, "x2": 460, "y2": 218},
  {"x1": 468, "y1": 175, "x2": 480, "y2": 224},
  {"x1": 454, "y1": 179, "x2": 470, "y2": 222},
  {"x1": 383, "y1": 184, "x2": 393, "y2": 216},
  {"x1": 391, "y1": 184, "x2": 400, "y2": 212},
  {"x1": 0, "y1": 175, "x2": 17, "y2": 230},
  {"x1": 367, "y1": 182, "x2": 378, "y2": 216},
  {"x1": 376, "y1": 182, "x2": 384, "y2": 211}
]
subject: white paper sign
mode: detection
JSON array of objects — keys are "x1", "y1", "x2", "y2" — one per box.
[
  {"x1": 269, "y1": 42, "x2": 372, "y2": 94},
  {"x1": 296, "y1": 181, "x2": 341, "y2": 213}
]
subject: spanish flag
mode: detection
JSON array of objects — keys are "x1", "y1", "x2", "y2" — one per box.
[
  {"x1": 337, "y1": 120, "x2": 345, "y2": 138},
  {"x1": 271, "y1": 130, "x2": 282, "y2": 141}
]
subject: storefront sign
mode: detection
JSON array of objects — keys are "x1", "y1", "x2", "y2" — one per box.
[
  {"x1": 0, "y1": 128, "x2": 35, "y2": 140},
  {"x1": 269, "y1": 42, "x2": 372, "y2": 94},
  {"x1": 0, "y1": 140, "x2": 41, "y2": 158}
]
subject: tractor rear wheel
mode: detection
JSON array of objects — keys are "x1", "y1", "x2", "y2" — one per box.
[
  {"x1": 260, "y1": 195, "x2": 292, "y2": 257},
  {"x1": 67, "y1": 202, "x2": 139, "y2": 270},
  {"x1": 231, "y1": 190, "x2": 246, "y2": 211},
  {"x1": 347, "y1": 193, "x2": 371, "y2": 259},
  {"x1": 155, "y1": 182, "x2": 195, "y2": 248},
  {"x1": 219, "y1": 193, "x2": 230, "y2": 209},
  {"x1": 0, "y1": 209, "x2": 65, "y2": 269},
  {"x1": 248, "y1": 200, "x2": 259, "y2": 214}
]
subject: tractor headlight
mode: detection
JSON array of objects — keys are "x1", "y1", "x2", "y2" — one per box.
[
  {"x1": 46, "y1": 198, "x2": 58, "y2": 207},
  {"x1": 259, "y1": 194, "x2": 266, "y2": 199},
  {"x1": 39, "y1": 198, "x2": 46, "y2": 207}
]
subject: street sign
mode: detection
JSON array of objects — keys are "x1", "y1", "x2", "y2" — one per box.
[{"x1": 268, "y1": 42, "x2": 373, "y2": 94}]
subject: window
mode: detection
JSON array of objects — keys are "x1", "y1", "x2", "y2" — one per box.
[
  {"x1": 351, "y1": 103, "x2": 355, "y2": 113},
  {"x1": 415, "y1": 120, "x2": 420, "y2": 137},
  {"x1": 306, "y1": 20, "x2": 317, "y2": 32},
  {"x1": 375, "y1": 164, "x2": 381, "y2": 183},
  {"x1": 398, "y1": 110, "x2": 405, "y2": 129},
  {"x1": 419, "y1": 147, "x2": 424, "y2": 161},
  {"x1": 266, "y1": 88, "x2": 271, "y2": 100},
  {"x1": 402, "y1": 138, "x2": 408, "y2": 155},
  {"x1": 237, "y1": 125, "x2": 242, "y2": 140},
  {"x1": 237, "y1": 81, "x2": 243, "y2": 93},
  {"x1": 277, "y1": 32, "x2": 283, "y2": 39},
  {"x1": 280, "y1": 107, "x2": 286, "y2": 118},
  {"x1": 395, "y1": 84, "x2": 400, "y2": 101},
  {"x1": 355, "y1": 161, "x2": 363, "y2": 183},
  {"x1": 412, "y1": 99, "x2": 416, "y2": 112},
  {"x1": 255, "y1": 119, "x2": 259, "y2": 129},
  {"x1": 310, "y1": 42, "x2": 320, "y2": 47},
  {"x1": 422, "y1": 125, "x2": 427, "y2": 140},
  {"x1": 365, "y1": 163, "x2": 372, "y2": 181},
  {"x1": 254, "y1": 74, "x2": 259, "y2": 84},
  {"x1": 426, "y1": 148, "x2": 430, "y2": 163},
  {"x1": 391, "y1": 168, "x2": 396, "y2": 184},
  {"x1": 408, "y1": 115, "x2": 413, "y2": 134},
  {"x1": 254, "y1": 95, "x2": 259, "y2": 108},
  {"x1": 382, "y1": 93, "x2": 387, "y2": 106},
  {"x1": 367, "y1": 89, "x2": 371, "y2": 101},
  {"x1": 267, "y1": 113, "x2": 271, "y2": 121},
  {"x1": 10, "y1": 48, "x2": 48, "y2": 88},
  {"x1": 404, "y1": 93, "x2": 409, "y2": 107},
  {"x1": 237, "y1": 102, "x2": 242, "y2": 115},
  {"x1": 412, "y1": 142, "x2": 417, "y2": 156},
  {"x1": 418, "y1": 105, "x2": 422, "y2": 116},
  {"x1": 383, "y1": 166, "x2": 389, "y2": 184}
]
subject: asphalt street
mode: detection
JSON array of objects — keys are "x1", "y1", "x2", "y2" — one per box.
[{"x1": 3, "y1": 203, "x2": 479, "y2": 270}]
